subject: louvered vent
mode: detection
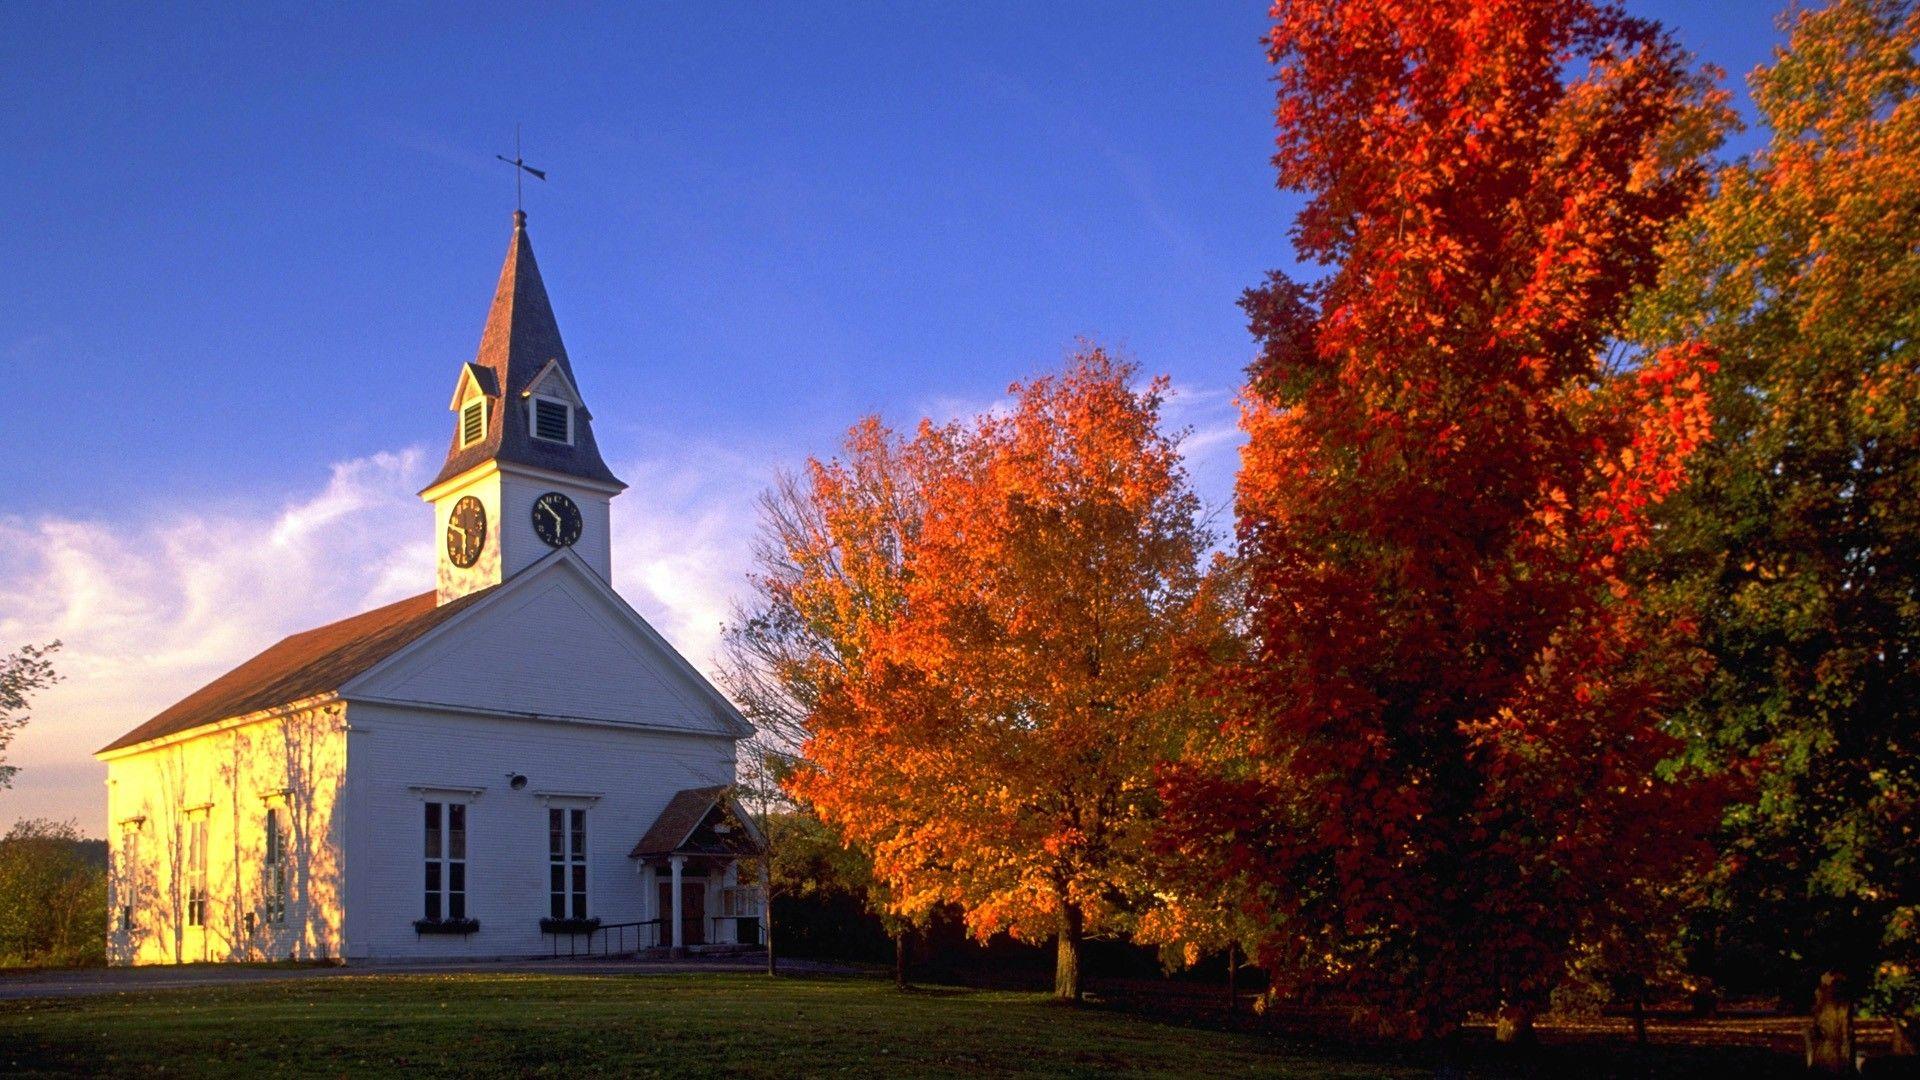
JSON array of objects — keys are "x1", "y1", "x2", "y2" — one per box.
[
  {"x1": 460, "y1": 401, "x2": 485, "y2": 446},
  {"x1": 534, "y1": 399, "x2": 571, "y2": 443}
]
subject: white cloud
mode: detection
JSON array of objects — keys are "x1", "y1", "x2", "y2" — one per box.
[
  {"x1": 0, "y1": 442, "x2": 778, "y2": 833},
  {"x1": 607, "y1": 440, "x2": 776, "y2": 678},
  {"x1": 0, "y1": 449, "x2": 436, "y2": 830}
]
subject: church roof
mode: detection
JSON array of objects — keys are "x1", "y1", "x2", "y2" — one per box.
[
  {"x1": 97, "y1": 587, "x2": 495, "y2": 755},
  {"x1": 425, "y1": 211, "x2": 624, "y2": 493},
  {"x1": 629, "y1": 785, "x2": 764, "y2": 859}
]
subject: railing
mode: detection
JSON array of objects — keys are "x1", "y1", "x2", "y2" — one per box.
[
  {"x1": 541, "y1": 915, "x2": 766, "y2": 957},
  {"x1": 545, "y1": 919, "x2": 662, "y2": 958}
]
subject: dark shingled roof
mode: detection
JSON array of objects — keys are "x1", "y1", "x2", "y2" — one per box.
[
  {"x1": 97, "y1": 587, "x2": 495, "y2": 755},
  {"x1": 630, "y1": 786, "x2": 762, "y2": 859},
  {"x1": 425, "y1": 211, "x2": 624, "y2": 493}
]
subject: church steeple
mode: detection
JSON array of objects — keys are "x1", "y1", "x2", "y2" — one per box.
[
  {"x1": 421, "y1": 213, "x2": 626, "y2": 605},
  {"x1": 425, "y1": 211, "x2": 624, "y2": 493}
]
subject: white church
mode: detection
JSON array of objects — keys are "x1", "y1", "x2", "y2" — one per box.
[{"x1": 96, "y1": 211, "x2": 765, "y2": 965}]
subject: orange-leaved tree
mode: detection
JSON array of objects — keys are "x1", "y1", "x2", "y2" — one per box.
[
  {"x1": 780, "y1": 348, "x2": 1229, "y2": 1000},
  {"x1": 721, "y1": 416, "x2": 927, "y2": 975},
  {"x1": 1160, "y1": 0, "x2": 1732, "y2": 1037}
]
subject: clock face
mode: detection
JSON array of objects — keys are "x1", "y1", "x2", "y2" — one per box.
[
  {"x1": 445, "y1": 496, "x2": 487, "y2": 569},
  {"x1": 532, "y1": 491, "x2": 583, "y2": 548}
]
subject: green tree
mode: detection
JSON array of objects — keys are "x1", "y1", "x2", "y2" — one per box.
[
  {"x1": 0, "y1": 819, "x2": 106, "y2": 967},
  {"x1": 0, "y1": 642, "x2": 61, "y2": 790},
  {"x1": 1630, "y1": 0, "x2": 1920, "y2": 1033}
]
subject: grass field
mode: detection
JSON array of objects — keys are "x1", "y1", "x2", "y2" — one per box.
[{"x1": 0, "y1": 970, "x2": 1817, "y2": 1078}]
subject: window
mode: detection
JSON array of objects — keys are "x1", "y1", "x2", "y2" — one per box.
[
  {"x1": 185, "y1": 816, "x2": 208, "y2": 928},
  {"x1": 117, "y1": 830, "x2": 139, "y2": 932},
  {"x1": 263, "y1": 809, "x2": 288, "y2": 926},
  {"x1": 460, "y1": 400, "x2": 487, "y2": 447},
  {"x1": 531, "y1": 397, "x2": 572, "y2": 444},
  {"x1": 549, "y1": 807, "x2": 587, "y2": 919},
  {"x1": 424, "y1": 801, "x2": 467, "y2": 920}
]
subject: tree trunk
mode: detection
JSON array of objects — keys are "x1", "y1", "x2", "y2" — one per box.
[
  {"x1": 1053, "y1": 903, "x2": 1084, "y2": 1002},
  {"x1": 1226, "y1": 941, "x2": 1238, "y2": 1016},
  {"x1": 894, "y1": 928, "x2": 910, "y2": 990},
  {"x1": 1493, "y1": 1003, "x2": 1536, "y2": 1045},
  {"x1": 761, "y1": 861, "x2": 777, "y2": 977},
  {"x1": 1805, "y1": 971, "x2": 1854, "y2": 1075},
  {"x1": 1631, "y1": 994, "x2": 1647, "y2": 1049}
]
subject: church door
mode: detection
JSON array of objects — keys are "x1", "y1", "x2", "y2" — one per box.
[{"x1": 658, "y1": 881, "x2": 706, "y2": 946}]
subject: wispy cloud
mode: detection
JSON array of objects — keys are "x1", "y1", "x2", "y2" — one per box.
[
  {"x1": 0, "y1": 442, "x2": 776, "y2": 832},
  {"x1": 0, "y1": 450, "x2": 435, "y2": 829},
  {"x1": 608, "y1": 440, "x2": 776, "y2": 676}
]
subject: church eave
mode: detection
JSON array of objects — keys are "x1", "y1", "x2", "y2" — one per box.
[{"x1": 418, "y1": 457, "x2": 627, "y2": 502}]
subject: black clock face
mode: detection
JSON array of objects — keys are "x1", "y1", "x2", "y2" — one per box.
[
  {"x1": 446, "y1": 496, "x2": 487, "y2": 568},
  {"x1": 532, "y1": 491, "x2": 583, "y2": 548}
]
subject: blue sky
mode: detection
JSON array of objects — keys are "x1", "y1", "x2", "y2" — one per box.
[{"x1": 1, "y1": 1, "x2": 1791, "y2": 826}]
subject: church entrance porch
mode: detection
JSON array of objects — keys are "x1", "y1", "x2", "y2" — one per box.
[{"x1": 628, "y1": 786, "x2": 767, "y2": 958}]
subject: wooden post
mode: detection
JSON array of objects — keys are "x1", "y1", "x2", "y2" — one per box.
[{"x1": 1805, "y1": 971, "x2": 1854, "y2": 1075}]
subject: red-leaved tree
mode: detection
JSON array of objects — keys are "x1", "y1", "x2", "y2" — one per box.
[{"x1": 1159, "y1": 0, "x2": 1732, "y2": 1037}]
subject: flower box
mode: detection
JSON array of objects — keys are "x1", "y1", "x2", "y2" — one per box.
[
  {"x1": 539, "y1": 916, "x2": 602, "y2": 935},
  {"x1": 413, "y1": 917, "x2": 479, "y2": 935}
]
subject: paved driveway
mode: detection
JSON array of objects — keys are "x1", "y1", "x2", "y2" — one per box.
[{"x1": 0, "y1": 955, "x2": 840, "y2": 1001}]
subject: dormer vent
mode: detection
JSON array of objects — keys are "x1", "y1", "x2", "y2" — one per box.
[
  {"x1": 533, "y1": 398, "x2": 572, "y2": 444},
  {"x1": 461, "y1": 400, "x2": 487, "y2": 447}
]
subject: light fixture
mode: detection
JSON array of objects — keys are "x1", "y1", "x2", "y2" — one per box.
[{"x1": 508, "y1": 774, "x2": 528, "y2": 790}]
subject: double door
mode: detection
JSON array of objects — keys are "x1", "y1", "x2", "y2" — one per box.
[{"x1": 658, "y1": 881, "x2": 705, "y2": 946}]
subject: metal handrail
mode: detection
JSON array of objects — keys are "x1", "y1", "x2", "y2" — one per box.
[{"x1": 544, "y1": 918, "x2": 663, "y2": 958}]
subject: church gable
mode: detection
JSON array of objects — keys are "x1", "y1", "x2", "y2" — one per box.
[{"x1": 343, "y1": 553, "x2": 744, "y2": 738}]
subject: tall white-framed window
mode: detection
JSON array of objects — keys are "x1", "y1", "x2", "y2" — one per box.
[
  {"x1": 116, "y1": 826, "x2": 141, "y2": 932},
  {"x1": 529, "y1": 395, "x2": 573, "y2": 445},
  {"x1": 185, "y1": 814, "x2": 209, "y2": 928},
  {"x1": 459, "y1": 399, "x2": 489, "y2": 447},
  {"x1": 423, "y1": 800, "x2": 468, "y2": 920},
  {"x1": 262, "y1": 808, "x2": 288, "y2": 926},
  {"x1": 549, "y1": 807, "x2": 587, "y2": 919}
]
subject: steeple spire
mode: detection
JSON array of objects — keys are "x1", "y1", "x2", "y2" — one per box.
[{"x1": 424, "y1": 213, "x2": 625, "y2": 493}]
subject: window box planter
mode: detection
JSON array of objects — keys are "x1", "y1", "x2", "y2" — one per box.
[
  {"x1": 413, "y1": 917, "x2": 479, "y2": 936},
  {"x1": 539, "y1": 916, "x2": 601, "y2": 935}
]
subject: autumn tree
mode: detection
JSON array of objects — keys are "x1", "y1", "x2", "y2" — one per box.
[
  {"x1": 1630, "y1": 0, "x2": 1920, "y2": 1037},
  {"x1": 758, "y1": 349, "x2": 1227, "y2": 1001},
  {"x1": 1160, "y1": 0, "x2": 1732, "y2": 1036},
  {"x1": 722, "y1": 417, "x2": 926, "y2": 976}
]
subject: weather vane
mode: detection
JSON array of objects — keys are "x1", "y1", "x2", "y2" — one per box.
[{"x1": 496, "y1": 124, "x2": 546, "y2": 214}]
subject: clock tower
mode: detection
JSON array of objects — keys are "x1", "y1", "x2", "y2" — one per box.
[{"x1": 420, "y1": 211, "x2": 626, "y2": 604}]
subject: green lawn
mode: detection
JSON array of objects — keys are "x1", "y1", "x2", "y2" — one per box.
[
  {"x1": 0, "y1": 972, "x2": 1415, "y2": 1079},
  {"x1": 0, "y1": 971, "x2": 1809, "y2": 1078}
]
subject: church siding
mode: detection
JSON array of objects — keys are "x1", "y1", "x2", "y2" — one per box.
[
  {"x1": 103, "y1": 704, "x2": 348, "y2": 965},
  {"x1": 343, "y1": 701, "x2": 737, "y2": 959}
]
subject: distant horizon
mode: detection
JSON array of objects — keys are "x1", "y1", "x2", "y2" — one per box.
[{"x1": 0, "y1": 0, "x2": 1791, "y2": 831}]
